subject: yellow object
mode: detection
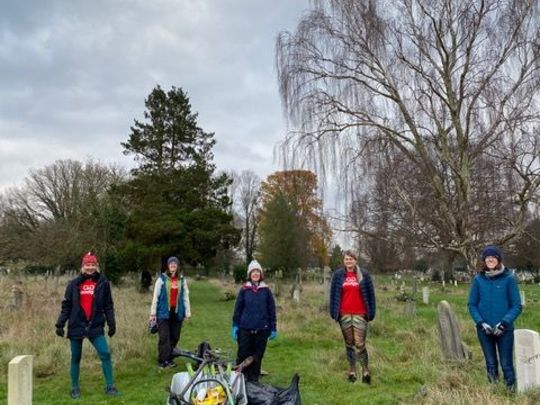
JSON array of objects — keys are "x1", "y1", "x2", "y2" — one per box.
[{"x1": 192, "y1": 385, "x2": 227, "y2": 405}]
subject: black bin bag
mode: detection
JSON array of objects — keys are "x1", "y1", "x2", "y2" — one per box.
[{"x1": 246, "y1": 374, "x2": 301, "y2": 405}]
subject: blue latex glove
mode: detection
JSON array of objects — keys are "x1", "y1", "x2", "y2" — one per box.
[
  {"x1": 269, "y1": 330, "x2": 277, "y2": 340},
  {"x1": 231, "y1": 325, "x2": 238, "y2": 341}
]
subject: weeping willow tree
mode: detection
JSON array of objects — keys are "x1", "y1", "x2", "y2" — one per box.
[{"x1": 276, "y1": 0, "x2": 540, "y2": 268}]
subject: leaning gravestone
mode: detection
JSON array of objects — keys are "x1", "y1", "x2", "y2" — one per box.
[
  {"x1": 514, "y1": 329, "x2": 540, "y2": 392},
  {"x1": 8, "y1": 355, "x2": 33, "y2": 405},
  {"x1": 437, "y1": 300, "x2": 471, "y2": 361}
]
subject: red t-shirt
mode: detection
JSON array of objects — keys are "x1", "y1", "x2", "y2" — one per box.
[
  {"x1": 170, "y1": 277, "x2": 179, "y2": 310},
  {"x1": 339, "y1": 271, "x2": 367, "y2": 316},
  {"x1": 79, "y1": 278, "x2": 97, "y2": 320}
]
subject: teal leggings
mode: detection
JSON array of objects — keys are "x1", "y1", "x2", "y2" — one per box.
[{"x1": 70, "y1": 335, "x2": 114, "y2": 388}]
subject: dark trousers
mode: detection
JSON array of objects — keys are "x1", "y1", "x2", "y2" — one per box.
[
  {"x1": 236, "y1": 329, "x2": 270, "y2": 382},
  {"x1": 158, "y1": 310, "x2": 182, "y2": 363},
  {"x1": 477, "y1": 326, "x2": 515, "y2": 388}
]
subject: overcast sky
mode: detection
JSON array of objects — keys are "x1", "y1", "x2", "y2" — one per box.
[{"x1": 0, "y1": 0, "x2": 311, "y2": 192}]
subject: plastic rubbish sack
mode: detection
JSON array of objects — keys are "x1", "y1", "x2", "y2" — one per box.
[{"x1": 245, "y1": 374, "x2": 301, "y2": 405}]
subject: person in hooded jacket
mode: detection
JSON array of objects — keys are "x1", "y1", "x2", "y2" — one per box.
[
  {"x1": 55, "y1": 252, "x2": 118, "y2": 399},
  {"x1": 149, "y1": 256, "x2": 191, "y2": 368},
  {"x1": 468, "y1": 245, "x2": 522, "y2": 391},
  {"x1": 329, "y1": 250, "x2": 376, "y2": 384},
  {"x1": 231, "y1": 260, "x2": 277, "y2": 382}
]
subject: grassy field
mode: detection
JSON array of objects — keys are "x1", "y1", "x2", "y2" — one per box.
[{"x1": 2, "y1": 274, "x2": 540, "y2": 404}]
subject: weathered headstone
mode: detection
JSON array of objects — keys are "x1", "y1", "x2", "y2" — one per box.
[
  {"x1": 520, "y1": 291, "x2": 526, "y2": 307},
  {"x1": 442, "y1": 280, "x2": 446, "y2": 289},
  {"x1": 404, "y1": 300, "x2": 416, "y2": 316},
  {"x1": 422, "y1": 287, "x2": 430, "y2": 304},
  {"x1": 515, "y1": 329, "x2": 540, "y2": 392},
  {"x1": 8, "y1": 355, "x2": 33, "y2": 405},
  {"x1": 437, "y1": 300, "x2": 471, "y2": 361},
  {"x1": 323, "y1": 266, "x2": 331, "y2": 307},
  {"x1": 454, "y1": 280, "x2": 458, "y2": 287},
  {"x1": 8, "y1": 284, "x2": 23, "y2": 311}
]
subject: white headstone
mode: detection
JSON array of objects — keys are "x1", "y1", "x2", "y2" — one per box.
[
  {"x1": 422, "y1": 287, "x2": 430, "y2": 304},
  {"x1": 442, "y1": 280, "x2": 446, "y2": 288},
  {"x1": 454, "y1": 280, "x2": 458, "y2": 287},
  {"x1": 520, "y1": 291, "x2": 526, "y2": 307},
  {"x1": 8, "y1": 355, "x2": 33, "y2": 405},
  {"x1": 515, "y1": 329, "x2": 540, "y2": 392}
]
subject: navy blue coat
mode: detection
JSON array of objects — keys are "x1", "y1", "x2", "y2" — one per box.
[
  {"x1": 468, "y1": 268, "x2": 522, "y2": 328},
  {"x1": 56, "y1": 273, "x2": 116, "y2": 339},
  {"x1": 233, "y1": 283, "x2": 277, "y2": 331},
  {"x1": 329, "y1": 267, "x2": 376, "y2": 322}
]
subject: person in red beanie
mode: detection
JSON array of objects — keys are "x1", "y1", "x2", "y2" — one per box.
[{"x1": 55, "y1": 252, "x2": 119, "y2": 399}]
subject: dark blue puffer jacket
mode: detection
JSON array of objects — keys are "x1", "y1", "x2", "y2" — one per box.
[
  {"x1": 232, "y1": 283, "x2": 277, "y2": 331},
  {"x1": 329, "y1": 267, "x2": 376, "y2": 322}
]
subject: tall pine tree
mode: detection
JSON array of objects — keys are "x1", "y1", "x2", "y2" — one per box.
[{"x1": 119, "y1": 86, "x2": 239, "y2": 269}]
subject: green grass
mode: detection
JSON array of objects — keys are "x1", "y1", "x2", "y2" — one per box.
[{"x1": 3, "y1": 275, "x2": 540, "y2": 404}]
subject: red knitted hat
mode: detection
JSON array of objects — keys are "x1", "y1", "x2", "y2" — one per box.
[{"x1": 82, "y1": 252, "x2": 98, "y2": 266}]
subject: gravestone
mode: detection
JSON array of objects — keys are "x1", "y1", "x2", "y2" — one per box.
[
  {"x1": 8, "y1": 284, "x2": 23, "y2": 311},
  {"x1": 422, "y1": 287, "x2": 430, "y2": 304},
  {"x1": 404, "y1": 300, "x2": 416, "y2": 316},
  {"x1": 520, "y1": 291, "x2": 526, "y2": 307},
  {"x1": 323, "y1": 266, "x2": 331, "y2": 307},
  {"x1": 514, "y1": 329, "x2": 540, "y2": 392},
  {"x1": 8, "y1": 355, "x2": 33, "y2": 405},
  {"x1": 454, "y1": 280, "x2": 458, "y2": 287},
  {"x1": 437, "y1": 300, "x2": 471, "y2": 361}
]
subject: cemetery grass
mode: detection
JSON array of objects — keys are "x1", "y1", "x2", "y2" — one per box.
[{"x1": 3, "y1": 276, "x2": 540, "y2": 404}]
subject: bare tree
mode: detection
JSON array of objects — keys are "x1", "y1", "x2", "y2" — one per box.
[
  {"x1": 0, "y1": 159, "x2": 125, "y2": 265},
  {"x1": 231, "y1": 170, "x2": 261, "y2": 263},
  {"x1": 276, "y1": 0, "x2": 540, "y2": 267}
]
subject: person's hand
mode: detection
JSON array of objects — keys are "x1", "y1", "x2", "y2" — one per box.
[
  {"x1": 55, "y1": 327, "x2": 64, "y2": 337},
  {"x1": 493, "y1": 322, "x2": 507, "y2": 337},
  {"x1": 108, "y1": 326, "x2": 116, "y2": 337},
  {"x1": 149, "y1": 315, "x2": 156, "y2": 323},
  {"x1": 269, "y1": 330, "x2": 277, "y2": 340},
  {"x1": 480, "y1": 322, "x2": 493, "y2": 335},
  {"x1": 231, "y1": 325, "x2": 238, "y2": 341}
]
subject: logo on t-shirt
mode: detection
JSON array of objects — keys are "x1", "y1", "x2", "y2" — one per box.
[
  {"x1": 80, "y1": 284, "x2": 95, "y2": 295},
  {"x1": 343, "y1": 274, "x2": 359, "y2": 288}
]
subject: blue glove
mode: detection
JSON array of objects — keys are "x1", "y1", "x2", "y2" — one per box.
[
  {"x1": 269, "y1": 330, "x2": 277, "y2": 340},
  {"x1": 231, "y1": 326, "x2": 238, "y2": 341}
]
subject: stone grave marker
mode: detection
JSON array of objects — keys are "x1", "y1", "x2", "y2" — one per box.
[
  {"x1": 8, "y1": 355, "x2": 33, "y2": 405},
  {"x1": 515, "y1": 329, "x2": 540, "y2": 392},
  {"x1": 422, "y1": 287, "x2": 430, "y2": 304},
  {"x1": 437, "y1": 300, "x2": 471, "y2": 361}
]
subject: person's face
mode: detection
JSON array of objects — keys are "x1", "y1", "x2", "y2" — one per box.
[
  {"x1": 82, "y1": 263, "x2": 97, "y2": 274},
  {"x1": 250, "y1": 269, "x2": 261, "y2": 282},
  {"x1": 344, "y1": 255, "x2": 357, "y2": 270},
  {"x1": 484, "y1": 256, "x2": 499, "y2": 270},
  {"x1": 168, "y1": 262, "x2": 178, "y2": 276}
]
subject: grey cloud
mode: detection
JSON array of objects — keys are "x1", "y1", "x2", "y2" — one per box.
[{"x1": 0, "y1": 0, "x2": 310, "y2": 191}]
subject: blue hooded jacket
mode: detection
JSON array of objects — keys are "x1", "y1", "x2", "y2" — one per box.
[{"x1": 468, "y1": 268, "x2": 522, "y2": 328}]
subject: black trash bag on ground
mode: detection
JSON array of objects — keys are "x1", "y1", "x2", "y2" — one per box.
[{"x1": 246, "y1": 374, "x2": 301, "y2": 405}]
